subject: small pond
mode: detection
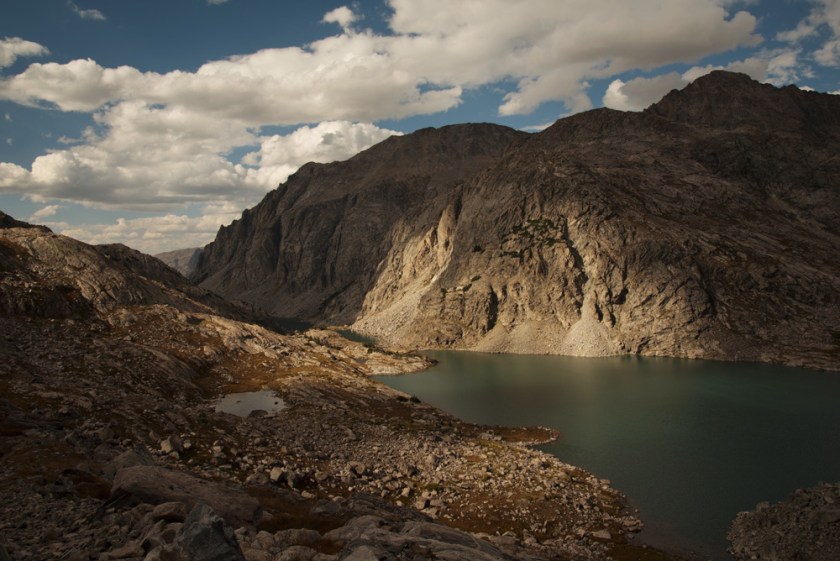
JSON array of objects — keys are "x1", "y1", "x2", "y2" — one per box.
[{"x1": 215, "y1": 390, "x2": 285, "y2": 418}]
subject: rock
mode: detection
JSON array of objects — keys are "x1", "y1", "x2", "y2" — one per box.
[
  {"x1": 106, "y1": 447, "x2": 155, "y2": 479},
  {"x1": 242, "y1": 548, "x2": 272, "y2": 561},
  {"x1": 729, "y1": 482, "x2": 840, "y2": 561},
  {"x1": 276, "y1": 546, "x2": 319, "y2": 561},
  {"x1": 140, "y1": 521, "x2": 182, "y2": 552},
  {"x1": 152, "y1": 502, "x2": 188, "y2": 523},
  {"x1": 173, "y1": 503, "x2": 246, "y2": 561},
  {"x1": 111, "y1": 466, "x2": 261, "y2": 527},
  {"x1": 160, "y1": 436, "x2": 183, "y2": 454},
  {"x1": 340, "y1": 545, "x2": 381, "y2": 561},
  {"x1": 274, "y1": 529, "x2": 321, "y2": 548},
  {"x1": 104, "y1": 539, "x2": 144, "y2": 559},
  {"x1": 591, "y1": 529, "x2": 611, "y2": 540},
  {"x1": 269, "y1": 467, "x2": 284, "y2": 483}
]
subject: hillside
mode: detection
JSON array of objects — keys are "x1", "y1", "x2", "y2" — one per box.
[
  {"x1": 194, "y1": 72, "x2": 840, "y2": 370},
  {"x1": 0, "y1": 212, "x2": 649, "y2": 561}
]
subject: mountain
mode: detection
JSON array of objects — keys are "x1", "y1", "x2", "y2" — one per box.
[
  {"x1": 0, "y1": 212, "x2": 650, "y2": 561},
  {"x1": 155, "y1": 247, "x2": 202, "y2": 277},
  {"x1": 191, "y1": 124, "x2": 527, "y2": 323},
  {"x1": 193, "y1": 72, "x2": 840, "y2": 371}
]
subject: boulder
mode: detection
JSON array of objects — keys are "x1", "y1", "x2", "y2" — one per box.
[{"x1": 111, "y1": 466, "x2": 261, "y2": 527}]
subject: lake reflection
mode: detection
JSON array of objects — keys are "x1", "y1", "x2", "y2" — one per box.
[{"x1": 375, "y1": 353, "x2": 840, "y2": 560}]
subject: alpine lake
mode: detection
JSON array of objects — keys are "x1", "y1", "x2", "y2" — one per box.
[{"x1": 370, "y1": 350, "x2": 840, "y2": 560}]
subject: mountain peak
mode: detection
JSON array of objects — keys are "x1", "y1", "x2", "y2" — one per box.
[{"x1": 646, "y1": 70, "x2": 839, "y2": 133}]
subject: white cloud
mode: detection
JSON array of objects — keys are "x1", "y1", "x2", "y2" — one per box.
[
  {"x1": 0, "y1": 37, "x2": 49, "y2": 69},
  {"x1": 241, "y1": 121, "x2": 400, "y2": 188},
  {"x1": 30, "y1": 204, "x2": 61, "y2": 221},
  {"x1": 68, "y1": 1, "x2": 106, "y2": 21},
  {"x1": 53, "y1": 202, "x2": 245, "y2": 254},
  {"x1": 603, "y1": 72, "x2": 686, "y2": 111},
  {"x1": 0, "y1": 112, "x2": 398, "y2": 210},
  {"x1": 322, "y1": 6, "x2": 358, "y2": 31},
  {"x1": 520, "y1": 122, "x2": 555, "y2": 132},
  {"x1": 207, "y1": 0, "x2": 230, "y2": 4},
  {"x1": 0, "y1": 1, "x2": 761, "y2": 120},
  {"x1": 778, "y1": 0, "x2": 840, "y2": 67}
]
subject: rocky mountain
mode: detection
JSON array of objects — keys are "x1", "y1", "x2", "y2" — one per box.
[
  {"x1": 194, "y1": 71, "x2": 840, "y2": 371},
  {"x1": 155, "y1": 247, "x2": 202, "y2": 277},
  {"x1": 1, "y1": 213, "x2": 654, "y2": 560},
  {"x1": 192, "y1": 124, "x2": 527, "y2": 324}
]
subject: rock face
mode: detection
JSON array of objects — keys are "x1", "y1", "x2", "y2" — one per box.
[
  {"x1": 155, "y1": 247, "x2": 202, "y2": 277},
  {"x1": 193, "y1": 72, "x2": 840, "y2": 370},
  {"x1": 192, "y1": 124, "x2": 527, "y2": 325}
]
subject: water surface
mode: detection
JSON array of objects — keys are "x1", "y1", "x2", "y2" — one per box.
[
  {"x1": 375, "y1": 352, "x2": 840, "y2": 560},
  {"x1": 215, "y1": 390, "x2": 285, "y2": 417}
]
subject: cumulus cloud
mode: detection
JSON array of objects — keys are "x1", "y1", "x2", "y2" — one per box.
[
  {"x1": 68, "y1": 1, "x2": 106, "y2": 21},
  {"x1": 0, "y1": 37, "x2": 49, "y2": 69},
  {"x1": 323, "y1": 6, "x2": 358, "y2": 31},
  {"x1": 778, "y1": 0, "x2": 840, "y2": 67},
  {"x1": 55, "y1": 203, "x2": 243, "y2": 254},
  {"x1": 603, "y1": 73, "x2": 686, "y2": 112},
  {"x1": 241, "y1": 121, "x2": 400, "y2": 188},
  {"x1": 0, "y1": 111, "x2": 398, "y2": 210},
  {"x1": 29, "y1": 204, "x2": 61, "y2": 221},
  {"x1": 0, "y1": 1, "x2": 761, "y2": 120}
]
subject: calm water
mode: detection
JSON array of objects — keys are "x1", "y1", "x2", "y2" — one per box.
[
  {"x1": 215, "y1": 390, "x2": 285, "y2": 417},
  {"x1": 374, "y1": 352, "x2": 840, "y2": 560}
]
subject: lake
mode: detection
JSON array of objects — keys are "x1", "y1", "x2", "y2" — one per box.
[{"x1": 374, "y1": 352, "x2": 840, "y2": 560}]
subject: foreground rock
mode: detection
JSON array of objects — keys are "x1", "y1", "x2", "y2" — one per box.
[
  {"x1": 728, "y1": 482, "x2": 840, "y2": 561},
  {"x1": 193, "y1": 71, "x2": 840, "y2": 371},
  {"x1": 0, "y1": 218, "x2": 659, "y2": 560}
]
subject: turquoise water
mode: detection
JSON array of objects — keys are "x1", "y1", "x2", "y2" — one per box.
[{"x1": 374, "y1": 352, "x2": 840, "y2": 560}]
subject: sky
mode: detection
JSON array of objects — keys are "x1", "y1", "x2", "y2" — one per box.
[{"x1": 1, "y1": 0, "x2": 839, "y2": 255}]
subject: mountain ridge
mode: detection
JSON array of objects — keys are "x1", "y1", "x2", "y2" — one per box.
[{"x1": 193, "y1": 72, "x2": 840, "y2": 370}]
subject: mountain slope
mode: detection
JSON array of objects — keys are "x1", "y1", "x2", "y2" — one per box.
[
  {"x1": 192, "y1": 124, "x2": 527, "y2": 323},
  {"x1": 194, "y1": 72, "x2": 840, "y2": 370},
  {"x1": 155, "y1": 247, "x2": 202, "y2": 277}
]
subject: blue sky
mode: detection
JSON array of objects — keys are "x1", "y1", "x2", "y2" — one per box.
[{"x1": 1, "y1": 0, "x2": 838, "y2": 253}]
